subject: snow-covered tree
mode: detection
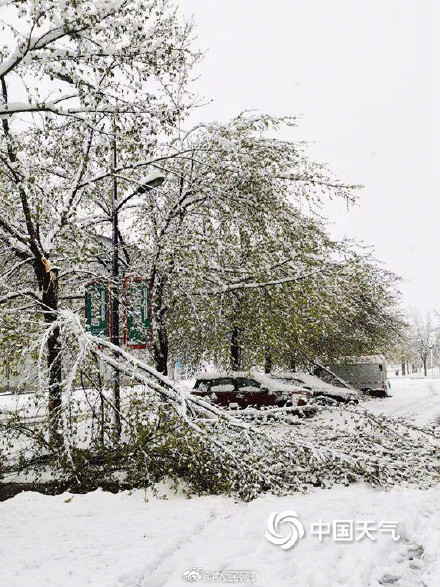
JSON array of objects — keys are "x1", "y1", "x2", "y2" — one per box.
[
  {"x1": 408, "y1": 310, "x2": 437, "y2": 376},
  {"x1": 113, "y1": 113, "x2": 403, "y2": 374},
  {"x1": 122, "y1": 113, "x2": 360, "y2": 373},
  {"x1": 0, "y1": 0, "x2": 197, "y2": 440}
]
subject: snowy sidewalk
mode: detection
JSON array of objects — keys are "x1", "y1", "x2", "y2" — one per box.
[{"x1": 1, "y1": 484, "x2": 440, "y2": 586}]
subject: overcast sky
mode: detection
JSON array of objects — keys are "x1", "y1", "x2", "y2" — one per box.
[{"x1": 179, "y1": 0, "x2": 438, "y2": 311}]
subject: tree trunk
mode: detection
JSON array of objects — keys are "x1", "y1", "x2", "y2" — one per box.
[
  {"x1": 152, "y1": 277, "x2": 169, "y2": 375},
  {"x1": 289, "y1": 351, "x2": 297, "y2": 372},
  {"x1": 154, "y1": 320, "x2": 169, "y2": 375},
  {"x1": 40, "y1": 267, "x2": 62, "y2": 446},
  {"x1": 47, "y1": 321, "x2": 62, "y2": 444},
  {"x1": 230, "y1": 326, "x2": 242, "y2": 371},
  {"x1": 401, "y1": 361, "x2": 406, "y2": 376},
  {"x1": 423, "y1": 357, "x2": 427, "y2": 377},
  {"x1": 264, "y1": 348, "x2": 272, "y2": 373}
]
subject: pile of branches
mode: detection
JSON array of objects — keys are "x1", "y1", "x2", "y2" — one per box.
[{"x1": 1, "y1": 311, "x2": 439, "y2": 499}]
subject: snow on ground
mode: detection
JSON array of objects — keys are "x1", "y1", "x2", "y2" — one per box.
[
  {"x1": 367, "y1": 376, "x2": 440, "y2": 426},
  {"x1": 2, "y1": 376, "x2": 440, "y2": 586},
  {"x1": 1, "y1": 484, "x2": 440, "y2": 586}
]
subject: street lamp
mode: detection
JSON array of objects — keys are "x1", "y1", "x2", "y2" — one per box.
[{"x1": 114, "y1": 173, "x2": 165, "y2": 212}]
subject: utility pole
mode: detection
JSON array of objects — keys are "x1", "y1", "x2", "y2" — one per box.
[{"x1": 111, "y1": 119, "x2": 121, "y2": 437}]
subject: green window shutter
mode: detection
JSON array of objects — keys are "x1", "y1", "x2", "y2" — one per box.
[
  {"x1": 126, "y1": 280, "x2": 151, "y2": 346},
  {"x1": 86, "y1": 284, "x2": 108, "y2": 338}
]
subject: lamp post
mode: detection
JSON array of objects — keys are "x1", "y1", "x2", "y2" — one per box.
[
  {"x1": 111, "y1": 129, "x2": 121, "y2": 436},
  {"x1": 110, "y1": 128, "x2": 164, "y2": 436}
]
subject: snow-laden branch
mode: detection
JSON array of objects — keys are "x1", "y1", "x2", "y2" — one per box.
[
  {"x1": 76, "y1": 151, "x2": 194, "y2": 191},
  {"x1": 0, "y1": 257, "x2": 33, "y2": 281},
  {"x1": 56, "y1": 310, "x2": 246, "y2": 425},
  {"x1": 3, "y1": 309, "x2": 439, "y2": 498},
  {"x1": 277, "y1": 172, "x2": 361, "y2": 191},
  {"x1": 42, "y1": 127, "x2": 95, "y2": 253},
  {"x1": 0, "y1": 209, "x2": 31, "y2": 249},
  {"x1": 199, "y1": 266, "x2": 341, "y2": 296},
  {"x1": 0, "y1": 288, "x2": 41, "y2": 305},
  {"x1": 0, "y1": 101, "x2": 169, "y2": 118},
  {"x1": 0, "y1": 1, "x2": 128, "y2": 79}
]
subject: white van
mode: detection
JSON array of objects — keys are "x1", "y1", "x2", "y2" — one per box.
[{"x1": 319, "y1": 356, "x2": 389, "y2": 397}]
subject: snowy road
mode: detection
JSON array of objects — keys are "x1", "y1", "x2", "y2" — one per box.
[
  {"x1": 2, "y1": 376, "x2": 440, "y2": 586},
  {"x1": 366, "y1": 376, "x2": 440, "y2": 426}
]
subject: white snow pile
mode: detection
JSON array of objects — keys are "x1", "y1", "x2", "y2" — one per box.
[{"x1": 1, "y1": 483, "x2": 440, "y2": 586}]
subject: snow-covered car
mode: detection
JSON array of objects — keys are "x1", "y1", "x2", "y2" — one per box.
[
  {"x1": 270, "y1": 372, "x2": 360, "y2": 404},
  {"x1": 191, "y1": 371, "x2": 314, "y2": 412}
]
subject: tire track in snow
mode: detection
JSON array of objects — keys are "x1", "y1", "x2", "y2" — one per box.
[{"x1": 115, "y1": 507, "x2": 224, "y2": 587}]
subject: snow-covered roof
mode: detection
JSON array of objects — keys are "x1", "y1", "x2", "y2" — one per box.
[
  {"x1": 330, "y1": 356, "x2": 386, "y2": 365},
  {"x1": 194, "y1": 371, "x2": 305, "y2": 393},
  {"x1": 272, "y1": 372, "x2": 359, "y2": 400}
]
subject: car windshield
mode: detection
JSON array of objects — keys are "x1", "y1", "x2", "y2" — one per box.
[
  {"x1": 211, "y1": 383, "x2": 235, "y2": 392},
  {"x1": 195, "y1": 377, "x2": 237, "y2": 392},
  {"x1": 236, "y1": 378, "x2": 261, "y2": 391}
]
